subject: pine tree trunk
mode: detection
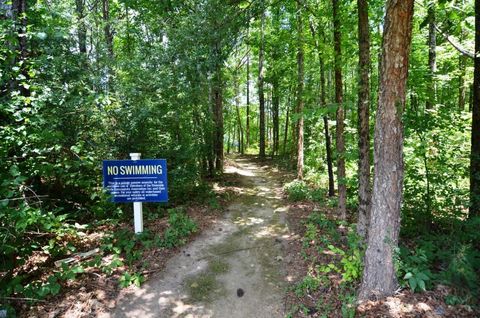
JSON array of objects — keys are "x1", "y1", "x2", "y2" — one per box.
[
  {"x1": 235, "y1": 73, "x2": 244, "y2": 154},
  {"x1": 359, "y1": 0, "x2": 414, "y2": 300},
  {"x1": 75, "y1": 0, "x2": 87, "y2": 54},
  {"x1": 426, "y1": 2, "x2": 436, "y2": 109},
  {"x1": 309, "y1": 22, "x2": 335, "y2": 197},
  {"x1": 272, "y1": 79, "x2": 280, "y2": 156},
  {"x1": 213, "y1": 80, "x2": 224, "y2": 172},
  {"x1": 321, "y1": 59, "x2": 335, "y2": 197},
  {"x1": 102, "y1": 0, "x2": 114, "y2": 58},
  {"x1": 246, "y1": 53, "x2": 250, "y2": 149},
  {"x1": 283, "y1": 94, "x2": 291, "y2": 155},
  {"x1": 332, "y1": 0, "x2": 346, "y2": 219},
  {"x1": 357, "y1": 0, "x2": 371, "y2": 239},
  {"x1": 470, "y1": 0, "x2": 480, "y2": 218},
  {"x1": 258, "y1": 5, "x2": 266, "y2": 159},
  {"x1": 296, "y1": 3, "x2": 304, "y2": 180}
]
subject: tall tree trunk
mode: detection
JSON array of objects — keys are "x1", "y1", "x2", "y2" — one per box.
[
  {"x1": 426, "y1": 2, "x2": 436, "y2": 109},
  {"x1": 235, "y1": 73, "x2": 244, "y2": 154},
  {"x1": 310, "y1": 23, "x2": 335, "y2": 197},
  {"x1": 75, "y1": 0, "x2": 87, "y2": 54},
  {"x1": 470, "y1": 0, "x2": 480, "y2": 218},
  {"x1": 359, "y1": 0, "x2": 414, "y2": 300},
  {"x1": 272, "y1": 79, "x2": 280, "y2": 156},
  {"x1": 227, "y1": 125, "x2": 231, "y2": 154},
  {"x1": 321, "y1": 57, "x2": 335, "y2": 197},
  {"x1": 258, "y1": 5, "x2": 266, "y2": 158},
  {"x1": 213, "y1": 77, "x2": 224, "y2": 172},
  {"x1": 332, "y1": 0, "x2": 346, "y2": 219},
  {"x1": 283, "y1": 94, "x2": 291, "y2": 155},
  {"x1": 296, "y1": 2, "x2": 304, "y2": 180},
  {"x1": 102, "y1": 0, "x2": 114, "y2": 58},
  {"x1": 357, "y1": 0, "x2": 372, "y2": 239},
  {"x1": 246, "y1": 53, "x2": 250, "y2": 149}
]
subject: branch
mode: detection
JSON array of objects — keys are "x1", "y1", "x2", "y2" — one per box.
[
  {"x1": 0, "y1": 195, "x2": 48, "y2": 202},
  {"x1": 434, "y1": 24, "x2": 474, "y2": 59},
  {"x1": 0, "y1": 297, "x2": 46, "y2": 302}
]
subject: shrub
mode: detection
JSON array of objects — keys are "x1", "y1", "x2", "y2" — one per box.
[{"x1": 284, "y1": 180, "x2": 310, "y2": 201}]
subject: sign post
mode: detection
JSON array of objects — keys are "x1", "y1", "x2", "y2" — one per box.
[
  {"x1": 102, "y1": 154, "x2": 168, "y2": 234},
  {"x1": 130, "y1": 153, "x2": 143, "y2": 233}
]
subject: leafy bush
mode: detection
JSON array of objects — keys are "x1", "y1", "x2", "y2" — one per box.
[
  {"x1": 161, "y1": 208, "x2": 197, "y2": 248},
  {"x1": 397, "y1": 247, "x2": 433, "y2": 292},
  {"x1": 294, "y1": 275, "x2": 321, "y2": 297},
  {"x1": 284, "y1": 180, "x2": 310, "y2": 201}
]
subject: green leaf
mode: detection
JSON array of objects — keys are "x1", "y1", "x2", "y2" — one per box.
[
  {"x1": 416, "y1": 272, "x2": 429, "y2": 281},
  {"x1": 408, "y1": 277, "x2": 417, "y2": 292},
  {"x1": 418, "y1": 279, "x2": 426, "y2": 291}
]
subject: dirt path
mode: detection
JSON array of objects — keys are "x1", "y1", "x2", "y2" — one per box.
[{"x1": 108, "y1": 157, "x2": 291, "y2": 318}]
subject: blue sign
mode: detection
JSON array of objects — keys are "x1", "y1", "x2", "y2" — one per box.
[{"x1": 102, "y1": 159, "x2": 168, "y2": 203}]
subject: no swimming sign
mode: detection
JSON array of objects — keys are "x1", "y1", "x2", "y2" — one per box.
[{"x1": 102, "y1": 159, "x2": 168, "y2": 203}]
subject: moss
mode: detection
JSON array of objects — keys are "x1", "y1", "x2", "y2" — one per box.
[
  {"x1": 184, "y1": 258, "x2": 230, "y2": 303},
  {"x1": 208, "y1": 258, "x2": 230, "y2": 274},
  {"x1": 185, "y1": 272, "x2": 223, "y2": 303}
]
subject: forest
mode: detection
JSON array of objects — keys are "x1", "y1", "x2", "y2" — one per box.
[{"x1": 1, "y1": 0, "x2": 479, "y2": 317}]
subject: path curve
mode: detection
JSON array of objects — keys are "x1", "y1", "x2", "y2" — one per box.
[{"x1": 109, "y1": 157, "x2": 290, "y2": 318}]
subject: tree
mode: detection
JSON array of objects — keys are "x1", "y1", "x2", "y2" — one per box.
[
  {"x1": 102, "y1": 0, "x2": 114, "y2": 58},
  {"x1": 212, "y1": 44, "x2": 224, "y2": 173},
  {"x1": 309, "y1": 21, "x2": 335, "y2": 197},
  {"x1": 296, "y1": 1, "x2": 304, "y2": 180},
  {"x1": 258, "y1": 3, "x2": 266, "y2": 158},
  {"x1": 75, "y1": 0, "x2": 87, "y2": 54},
  {"x1": 471, "y1": 0, "x2": 480, "y2": 218},
  {"x1": 234, "y1": 71, "x2": 244, "y2": 154},
  {"x1": 357, "y1": 0, "x2": 371, "y2": 239},
  {"x1": 332, "y1": 0, "x2": 346, "y2": 219},
  {"x1": 426, "y1": 1, "x2": 436, "y2": 109},
  {"x1": 246, "y1": 28, "x2": 251, "y2": 149},
  {"x1": 359, "y1": 0, "x2": 415, "y2": 300}
]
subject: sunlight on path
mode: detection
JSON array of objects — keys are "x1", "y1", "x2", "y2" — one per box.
[{"x1": 108, "y1": 157, "x2": 290, "y2": 318}]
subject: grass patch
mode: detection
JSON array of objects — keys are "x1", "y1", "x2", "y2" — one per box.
[
  {"x1": 185, "y1": 273, "x2": 222, "y2": 302},
  {"x1": 208, "y1": 259, "x2": 230, "y2": 274}
]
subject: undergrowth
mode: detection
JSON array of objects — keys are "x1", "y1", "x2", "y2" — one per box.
[
  {"x1": 288, "y1": 211, "x2": 363, "y2": 318},
  {"x1": 0, "y1": 207, "x2": 197, "y2": 316},
  {"x1": 286, "y1": 176, "x2": 480, "y2": 316}
]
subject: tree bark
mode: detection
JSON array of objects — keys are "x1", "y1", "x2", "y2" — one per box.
[
  {"x1": 246, "y1": 52, "x2": 250, "y2": 149},
  {"x1": 359, "y1": 0, "x2": 414, "y2": 300},
  {"x1": 75, "y1": 0, "x2": 87, "y2": 54},
  {"x1": 296, "y1": 2, "x2": 304, "y2": 180},
  {"x1": 234, "y1": 73, "x2": 244, "y2": 154},
  {"x1": 213, "y1": 80, "x2": 224, "y2": 172},
  {"x1": 470, "y1": 0, "x2": 480, "y2": 218},
  {"x1": 258, "y1": 4, "x2": 266, "y2": 158},
  {"x1": 332, "y1": 0, "x2": 346, "y2": 219},
  {"x1": 426, "y1": 2, "x2": 436, "y2": 109},
  {"x1": 309, "y1": 22, "x2": 335, "y2": 197},
  {"x1": 272, "y1": 78, "x2": 280, "y2": 156},
  {"x1": 357, "y1": 0, "x2": 371, "y2": 239},
  {"x1": 102, "y1": 0, "x2": 114, "y2": 58},
  {"x1": 283, "y1": 94, "x2": 291, "y2": 155},
  {"x1": 211, "y1": 41, "x2": 224, "y2": 173}
]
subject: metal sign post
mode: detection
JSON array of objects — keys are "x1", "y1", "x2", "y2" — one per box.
[{"x1": 130, "y1": 153, "x2": 143, "y2": 234}]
